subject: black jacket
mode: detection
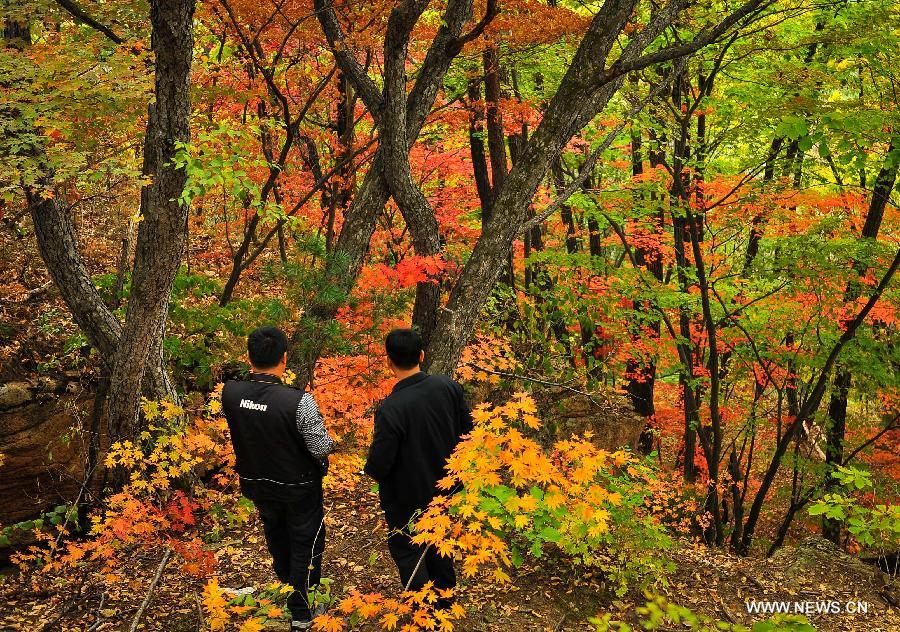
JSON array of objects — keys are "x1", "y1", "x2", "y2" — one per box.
[
  {"x1": 365, "y1": 372, "x2": 473, "y2": 528},
  {"x1": 222, "y1": 373, "x2": 327, "y2": 501}
]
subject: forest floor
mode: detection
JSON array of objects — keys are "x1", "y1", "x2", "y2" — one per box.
[{"x1": 1, "y1": 479, "x2": 898, "y2": 632}]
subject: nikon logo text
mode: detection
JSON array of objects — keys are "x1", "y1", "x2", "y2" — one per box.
[{"x1": 240, "y1": 399, "x2": 268, "y2": 411}]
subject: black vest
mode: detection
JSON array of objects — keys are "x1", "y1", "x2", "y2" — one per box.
[{"x1": 222, "y1": 373, "x2": 321, "y2": 501}]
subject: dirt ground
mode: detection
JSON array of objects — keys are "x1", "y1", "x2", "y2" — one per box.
[{"x1": 1, "y1": 479, "x2": 897, "y2": 632}]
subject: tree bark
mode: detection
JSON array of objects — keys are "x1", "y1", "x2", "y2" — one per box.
[
  {"x1": 426, "y1": 0, "x2": 637, "y2": 373},
  {"x1": 551, "y1": 160, "x2": 580, "y2": 254},
  {"x1": 482, "y1": 45, "x2": 515, "y2": 287},
  {"x1": 467, "y1": 79, "x2": 493, "y2": 221},
  {"x1": 107, "y1": 0, "x2": 196, "y2": 438}
]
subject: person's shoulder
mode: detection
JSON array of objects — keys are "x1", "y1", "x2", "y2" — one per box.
[
  {"x1": 427, "y1": 373, "x2": 464, "y2": 392},
  {"x1": 376, "y1": 389, "x2": 405, "y2": 419},
  {"x1": 272, "y1": 382, "x2": 305, "y2": 401},
  {"x1": 221, "y1": 379, "x2": 241, "y2": 395}
]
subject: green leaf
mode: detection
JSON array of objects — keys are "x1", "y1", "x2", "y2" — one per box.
[{"x1": 538, "y1": 526, "x2": 561, "y2": 543}]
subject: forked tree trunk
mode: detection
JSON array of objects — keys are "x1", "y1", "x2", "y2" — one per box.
[
  {"x1": 10, "y1": 13, "x2": 173, "y2": 405},
  {"x1": 107, "y1": 0, "x2": 196, "y2": 438}
]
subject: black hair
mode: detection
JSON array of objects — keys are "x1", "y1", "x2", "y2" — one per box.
[
  {"x1": 385, "y1": 328, "x2": 423, "y2": 370},
  {"x1": 247, "y1": 326, "x2": 288, "y2": 370}
]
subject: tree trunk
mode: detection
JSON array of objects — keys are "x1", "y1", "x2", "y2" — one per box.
[
  {"x1": 332, "y1": 69, "x2": 358, "y2": 251},
  {"x1": 823, "y1": 137, "x2": 898, "y2": 543},
  {"x1": 426, "y1": 0, "x2": 641, "y2": 374},
  {"x1": 551, "y1": 160, "x2": 580, "y2": 254},
  {"x1": 626, "y1": 127, "x2": 661, "y2": 454},
  {"x1": 467, "y1": 78, "x2": 493, "y2": 221},
  {"x1": 482, "y1": 45, "x2": 514, "y2": 287},
  {"x1": 107, "y1": 0, "x2": 196, "y2": 438},
  {"x1": 12, "y1": 13, "x2": 174, "y2": 402},
  {"x1": 305, "y1": 0, "x2": 479, "y2": 386},
  {"x1": 744, "y1": 137, "x2": 783, "y2": 271}
]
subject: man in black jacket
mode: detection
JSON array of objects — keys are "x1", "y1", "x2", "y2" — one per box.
[
  {"x1": 365, "y1": 329, "x2": 473, "y2": 602},
  {"x1": 222, "y1": 326, "x2": 334, "y2": 631}
]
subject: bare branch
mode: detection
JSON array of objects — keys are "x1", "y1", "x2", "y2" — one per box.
[
  {"x1": 605, "y1": 0, "x2": 776, "y2": 82},
  {"x1": 54, "y1": 0, "x2": 124, "y2": 44},
  {"x1": 447, "y1": 0, "x2": 497, "y2": 56},
  {"x1": 313, "y1": 0, "x2": 384, "y2": 116}
]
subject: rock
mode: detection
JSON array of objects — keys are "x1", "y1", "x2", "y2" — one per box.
[
  {"x1": 0, "y1": 391, "x2": 95, "y2": 528},
  {"x1": 535, "y1": 385, "x2": 645, "y2": 451},
  {"x1": 36, "y1": 376, "x2": 63, "y2": 393},
  {"x1": 772, "y1": 536, "x2": 868, "y2": 577},
  {"x1": 467, "y1": 380, "x2": 645, "y2": 451},
  {"x1": 0, "y1": 382, "x2": 32, "y2": 410},
  {"x1": 771, "y1": 536, "x2": 899, "y2": 607}
]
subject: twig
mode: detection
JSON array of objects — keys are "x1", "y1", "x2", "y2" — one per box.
[
  {"x1": 194, "y1": 590, "x2": 206, "y2": 632},
  {"x1": 460, "y1": 362, "x2": 602, "y2": 406},
  {"x1": 404, "y1": 545, "x2": 430, "y2": 591},
  {"x1": 554, "y1": 613, "x2": 567, "y2": 631},
  {"x1": 717, "y1": 597, "x2": 739, "y2": 624},
  {"x1": 128, "y1": 547, "x2": 173, "y2": 632},
  {"x1": 86, "y1": 592, "x2": 107, "y2": 632},
  {"x1": 0, "y1": 280, "x2": 52, "y2": 304}
]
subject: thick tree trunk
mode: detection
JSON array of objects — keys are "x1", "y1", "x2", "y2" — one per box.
[
  {"x1": 12, "y1": 14, "x2": 173, "y2": 402},
  {"x1": 28, "y1": 185, "x2": 123, "y2": 361},
  {"x1": 482, "y1": 45, "x2": 515, "y2": 287},
  {"x1": 107, "y1": 0, "x2": 196, "y2": 438}
]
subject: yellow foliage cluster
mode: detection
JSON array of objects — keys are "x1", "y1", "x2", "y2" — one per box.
[
  {"x1": 323, "y1": 453, "x2": 366, "y2": 491},
  {"x1": 104, "y1": 402, "x2": 231, "y2": 494},
  {"x1": 412, "y1": 393, "x2": 638, "y2": 578},
  {"x1": 203, "y1": 578, "x2": 291, "y2": 631},
  {"x1": 456, "y1": 335, "x2": 518, "y2": 384},
  {"x1": 312, "y1": 583, "x2": 464, "y2": 632},
  {"x1": 14, "y1": 396, "x2": 235, "y2": 580}
]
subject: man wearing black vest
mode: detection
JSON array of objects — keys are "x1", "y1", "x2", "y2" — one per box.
[
  {"x1": 365, "y1": 329, "x2": 473, "y2": 605},
  {"x1": 222, "y1": 326, "x2": 334, "y2": 631}
]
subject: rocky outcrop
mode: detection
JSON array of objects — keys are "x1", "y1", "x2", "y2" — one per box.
[
  {"x1": 535, "y1": 385, "x2": 645, "y2": 451},
  {"x1": 0, "y1": 382, "x2": 32, "y2": 410},
  {"x1": 0, "y1": 379, "x2": 93, "y2": 527},
  {"x1": 771, "y1": 536, "x2": 899, "y2": 608},
  {"x1": 468, "y1": 379, "x2": 645, "y2": 452}
]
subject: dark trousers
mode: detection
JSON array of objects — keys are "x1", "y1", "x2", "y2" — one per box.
[
  {"x1": 254, "y1": 485, "x2": 325, "y2": 621},
  {"x1": 386, "y1": 524, "x2": 456, "y2": 603}
]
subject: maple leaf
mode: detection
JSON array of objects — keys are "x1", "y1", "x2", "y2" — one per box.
[
  {"x1": 312, "y1": 614, "x2": 345, "y2": 632},
  {"x1": 238, "y1": 618, "x2": 265, "y2": 632}
]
